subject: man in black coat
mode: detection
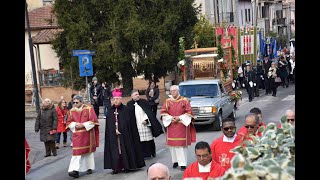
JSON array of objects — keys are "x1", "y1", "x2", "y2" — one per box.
[
  {"x1": 127, "y1": 89, "x2": 164, "y2": 158},
  {"x1": 104, "y1": 89, "x2": 145, "y2": 174},
  {"x1": 90, "y1": 77, "x2": 102, "y2": 118},
  {"x1": 262, "y1": 55, "x2": 272, "y2": 95},
  {"x1": 243, "y1": 62, "x2": 255, "y2": 102}
]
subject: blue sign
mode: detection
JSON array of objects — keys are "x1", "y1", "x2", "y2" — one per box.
[{"x1": 73, "y1": 50, "x2": 94, "y2": 77}]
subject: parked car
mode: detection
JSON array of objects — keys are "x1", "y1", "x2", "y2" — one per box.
[{"x1": 179, "y1": 79, "x2": 236, "y2": 131}]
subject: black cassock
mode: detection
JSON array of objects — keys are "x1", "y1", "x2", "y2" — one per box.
[
  {"x1": 127, "y1": 99, "x2": 164, "y2": 157},
  {"x1": 104, "y1": 103, "x2": 145, "y2": 171}
]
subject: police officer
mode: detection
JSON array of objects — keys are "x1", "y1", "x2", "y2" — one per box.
[{"x1": 243, "y1": 61, "x2": 255, "y2": 102}]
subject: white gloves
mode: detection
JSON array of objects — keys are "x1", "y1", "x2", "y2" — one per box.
[
  {"x1": 242, "y1": 84, "x2": 245, "y2": 87},
  {"x1": 232, "y1": 82, "x2": 235, "y2": 88},
  {"x1": 249, "y1": 81, "x2": 253, "y2": 87},
  {"x1": 254, "y1": 83, "x2": 256, "y2": 86}
]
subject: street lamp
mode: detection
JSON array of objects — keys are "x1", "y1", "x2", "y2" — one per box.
[{"x1": 25, "y1": 1, "x2": 41, "y2": 113}]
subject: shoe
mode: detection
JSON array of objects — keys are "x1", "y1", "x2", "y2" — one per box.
[
  {"x1": 249, "y1": 99, "x2": 252, "y2": 102},
  {"x1": 152, "y1": 153, "x2": 156, "y2": 157},
  {"x1": 70, "y1": 143, "x2": 73, "y2": 147},
  {"x1": 87, "y1": 169, "x2": 93, "y2": 174},
  {"x1": 68, "y1": 171, "x2": 79, "y2": 178},
  {"x1": 56, "y1": 143, "x2": 60, "y2": 149},
  {"x1": 53, "y1": 153, "x2": 57, "y2": 156},
  {"x1": 181, "y1": 166, "x2": 186, "y2": 171},
  {"x1": 272, "y1": 94, "x2": 276, "y2": 97},
  {"x1": 63, "y1": 142, "x2": 67, "y2": 147},
  {"x1": 112, "y1": 170, "x2": 119, "y2": 174},
  {"x1": 123, "y1": 169, "x2": 130, "y2": 173},
  {"x1": 173, "y1": 162, "x2": 178, "y2": 168},
  {"x1": 44, "y1": 154, "x2": 51, "y2": 157}
]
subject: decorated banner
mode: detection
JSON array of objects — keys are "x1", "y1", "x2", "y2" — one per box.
[{"x1": 215, "y1": 26, "x2": 238, "y2": 50}]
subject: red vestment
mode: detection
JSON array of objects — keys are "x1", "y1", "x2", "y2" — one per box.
[
  {"x1": 25, "y1": 138, "x2": 31, "y2": 174},
  {"x1": 210, "y1": 134, "x2": 242, "y2": 170},
  {"x1": 56, "y1": 106, "x2": 68, "y2": 132},
  {"x1": 160, "y1": 96, "x2": 196, "y2": 146},
  {"x1": 66, "y1": 104, "x2": 99, "y2": 156},
  {"x1": 182, "y1": 160, "x2": 226, "y2": 180}
]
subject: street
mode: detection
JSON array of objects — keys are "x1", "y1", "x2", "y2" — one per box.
[{"x1": 25, "y1": 85, "x2": 295, "y2": 180}]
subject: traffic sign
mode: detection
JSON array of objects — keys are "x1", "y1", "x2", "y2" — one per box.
[{"x1": 73, "y1": 50, "x2": 95, "y2": 77}]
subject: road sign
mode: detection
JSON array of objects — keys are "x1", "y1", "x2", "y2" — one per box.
[
  {"x1": 79, "y1": 55, "x2": 93, "y2": 76},
  {"x1": 73, "y1": 50, "x2": 94, "y2": 77}
]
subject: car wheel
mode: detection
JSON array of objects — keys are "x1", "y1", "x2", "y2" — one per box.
[
  {"x1": 228, "y1": 108, "x2": 236, "y2": 120},
  {"x1": 212, "y1": 111, "x2": 222, "y2": 131}
]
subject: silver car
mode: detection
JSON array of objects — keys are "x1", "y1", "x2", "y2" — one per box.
[{"x1": 179, "y1": 79, "x2": 236, "y2": 131}]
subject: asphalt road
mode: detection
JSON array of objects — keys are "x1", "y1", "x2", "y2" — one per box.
[{"x1": 25, "y1": 85, "x2": 295, "y2": 180}]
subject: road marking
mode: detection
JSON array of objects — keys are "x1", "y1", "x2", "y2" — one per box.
[
  {"x1": 281, "y1": 95, "x2": 295, "y2": 101},
  {"x1": 156, "y1": 148, "x2": 166, "y2": 154}
]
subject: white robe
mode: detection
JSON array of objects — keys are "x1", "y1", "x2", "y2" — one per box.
[
  {"x1": 162, "y1": 110, "x2": 192, "y2": 166},
  {"x1": 68, "y1": 121, "x2": 96, "y2": 172},
  {"x1": 134, "y1": 102, "x2": 153, "y2": 141}
]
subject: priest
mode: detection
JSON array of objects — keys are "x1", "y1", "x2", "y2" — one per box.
[
  {"x1": 160, "y1": 85, "x2": 196, "y2": 170},
  {"x1": 127, "y1": 89, "x2": 163, "y2": 158},
  {"x1": 66, "y1": 95, "x2": 100, "y2": 178},
  {"x1": 183, "y1": 141, "x2": 225, "y2": 179},
  {"x1": 210, "y1": 118, "x2": 243, "y2": 171},
  {"x1": 104, "y1": 89, "x2": 145, "y2": 174}
]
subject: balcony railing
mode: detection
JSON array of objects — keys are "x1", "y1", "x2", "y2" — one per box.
[
  {"x1": 272, "y1": 18, "x2": 286, "y2": 26},
  {"x1": 41, "y1": 69, "x2": 64, "y2": 86}
]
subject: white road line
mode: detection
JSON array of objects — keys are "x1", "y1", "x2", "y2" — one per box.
[
  {"x1": 156, "y1": 148, "x2": 166, "y2": 154},
  {"x1": 281, "y1": 95, "x2": 295, "y2": 101}
]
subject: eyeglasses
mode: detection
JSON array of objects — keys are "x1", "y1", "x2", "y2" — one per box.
[
  {"x1": 223, "y1": 127, "x2": 236, "y2": 131},
  {"x1": 287, "y1": 119, "x2": 295, "y2": 122},
  {"x1": 245, "y1": 125, "x2": 256, "y2": 129},
  {"x1": 73, "y1": 102, "x2": 79, "y2": 104},
  {"x1": 195, "y1": 154, "x2": 210, "y2": 159}
]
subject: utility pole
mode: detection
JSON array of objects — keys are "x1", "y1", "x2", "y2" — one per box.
[
  {"x1": 26, "y1": 1, "x2": 41, "y2": 113},
  {"x1": 288, "y1": 2, "x2": 291, "y2": 42}
]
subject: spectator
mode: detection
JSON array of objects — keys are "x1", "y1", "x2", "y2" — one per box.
[
  {"x1": 90, "y1": 77, "x2": 102, "y2": 118},
  {"x1": 146, "y1": 81, "x2": 160, "y2": 116},
  {"x1": 101, "y1": 82, "x2": 112, "y2": 119},
  {"x1": 35, "y1": 98, "x2": 58, "y2": 157},
  {"x1": 55, "y1": 99, "x2": 68, "y2": 149}
]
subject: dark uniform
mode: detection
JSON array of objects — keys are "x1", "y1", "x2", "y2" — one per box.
[
  {"x1": 244, "y1": 63, "x2": 255, "y2": 102},
  {"x1": 262, "y1": 57, "x2": 272, "y2": 95}
]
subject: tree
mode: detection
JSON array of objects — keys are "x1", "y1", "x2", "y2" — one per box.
[
  {"x1": 52, "y1": 0, "x2": 199, "y2": 95},
  {"x1": 191, "y1": 15, "x2": 216, "y2": 48}
]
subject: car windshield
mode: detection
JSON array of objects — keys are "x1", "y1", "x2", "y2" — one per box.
[{"x1": 179, "y1": 84, "x2": 218, "y2": 98}]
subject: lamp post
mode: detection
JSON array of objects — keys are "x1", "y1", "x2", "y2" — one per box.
[{"x1": 25, "y1": 1, "x2": 41, "y2": 113}]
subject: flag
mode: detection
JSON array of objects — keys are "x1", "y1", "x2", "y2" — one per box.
[{"x1": 272, "y1": 38, "x2": 277, "y2": 59}]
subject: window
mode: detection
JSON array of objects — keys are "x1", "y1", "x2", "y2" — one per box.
[
  {"x1": 248, "y1": 9, "x2": 251, "y2": 22},
  {"x1": 241, "y1": 10, "x2": 243, "y2": 25},
  {"x1": 179, "y1": 84, "x2": 218, "y2": 98},
  {"x1": 245, "y1": 9, "x2": 248, "y2": 22},
  {"x1": 219, "y1": 84, "x2": 225, "y2": 94}
]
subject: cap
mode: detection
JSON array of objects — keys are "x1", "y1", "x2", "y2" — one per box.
[
  {"x1": 92, "y1": 77, "x2": 98, "y2": 82},
  {"x1": 112, "y1": 88, "x2": 122, "y2": 98}
]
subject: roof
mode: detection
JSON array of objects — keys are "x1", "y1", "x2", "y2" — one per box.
[
  {"x1": 32, "y1": 29, "x2": 63, "y2": 44},
  {"x1": 25, "y1": 5, "x2": 58, "y2": 30},
  {"x1": 179, "y1": 79, "x2": 221, "y2": 86}
]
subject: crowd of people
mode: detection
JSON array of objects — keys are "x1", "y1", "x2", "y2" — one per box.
[
  {"x1": 235, "y1": 52, "x2": 295, "y2": 102},
  {"x1": 27, "y1": 75, "x2": 295, "y2": 179}
]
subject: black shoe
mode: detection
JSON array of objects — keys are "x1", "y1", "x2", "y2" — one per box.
[
  {"x1": 123, "y1": 169, "x2": 130, "y2": 173},
  {"x1": 272, "y1": 94, "x2": 276, "y2": 97},
  {"x1": 68, "y1": 171, "x2": 79, "y2": 178},
  {"x1": 181, "y1": 166, "x2": 186, "y2": 171},
  {"x1": 249, "y1": 99, "x2": 252, "y2": 102},
  {"x1": 173, "y1": 162, "x2": 178, "y2": 168},
  {"x1": 53, "y1": 153, "x2": 57, "y2": 156},
  {"x1": 87, "y1": 169, "x2": 93, "y2": 174},
  {"x1": 152, "y1": 153, "x2": 156, "y2": 157},
  {"x1": 112, "y1": 170, "x2": 119, "y2": 174},
  {"x1": 44, "y1": 154, "x2": 51, "y2": 157}
]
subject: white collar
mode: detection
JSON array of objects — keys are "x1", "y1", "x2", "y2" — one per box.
[
  {"x1": 198, "y1": 160, "x2": 212, "y2": 172},
  {"x1": 223, "y1": 134, "x2": 237, "y2": 143}
]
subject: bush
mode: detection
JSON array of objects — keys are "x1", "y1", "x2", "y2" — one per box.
[{"x1": 216, "y1": 121, "x2": 295, "y2": 180}]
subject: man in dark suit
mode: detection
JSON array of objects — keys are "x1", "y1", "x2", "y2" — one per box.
[
  {"x1": 262, "y1": 55, "x2": 272, "y2": 95},
  {"x1": 244, "y1": 61, "x2": 255, "y2": 102}
]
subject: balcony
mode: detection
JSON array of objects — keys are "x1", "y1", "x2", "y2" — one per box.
[{"x1": 272, "y1": 18, "x2": 286, "y2": 26}]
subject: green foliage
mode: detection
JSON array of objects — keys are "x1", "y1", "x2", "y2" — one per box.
[
  {"x1": 191, "y1": 15, "x2": 216, "y2": 48},
  {"x1": 52, "y1": 0, "x2": 199, "y2": 93},
  {"x1": 219, "y1": 121, "x2": 295, "y2": 180}
]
